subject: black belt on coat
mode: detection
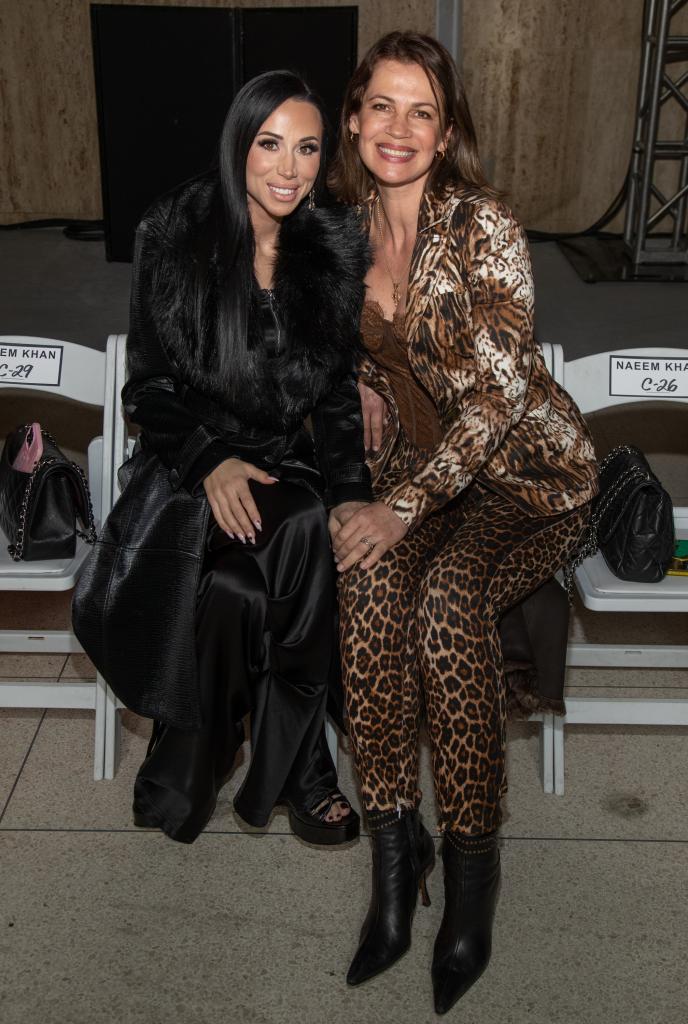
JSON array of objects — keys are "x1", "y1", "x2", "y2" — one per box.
[{"x1": 180, "y1": 384, "x2": 273, "y2": 439}]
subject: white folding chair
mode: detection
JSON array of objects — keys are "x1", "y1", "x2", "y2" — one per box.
[
  {"x1": 100, "y1": 334, "x2": 129, "y2": 779},
  {"x1": 546, "y1": 345, "x2": 688, "y2": 794},
  {"x1": 0, "y1": 335, "x2": 117, "y2": 779}
]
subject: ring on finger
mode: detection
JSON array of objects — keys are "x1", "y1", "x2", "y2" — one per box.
[{"x1": 360, "y1": 536, "x2": 376, "y2": 556}]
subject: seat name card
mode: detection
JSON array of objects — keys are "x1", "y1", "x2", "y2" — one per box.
[
  {"x1": 609, "y1": 355, "x2": 688, "y2": 398},
  {"x1": 0, "y1": 344, "x2": 63, "y2": 386}
]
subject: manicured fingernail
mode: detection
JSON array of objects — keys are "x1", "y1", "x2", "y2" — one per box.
[
  {"x1": 254, "y1": 520, "x2": 262, "y2": 530},
  {"x1": 226, "y1": 531, "x2": 234, "y2": 538},
  {"x1": 268, "y1": 476, "x2": 279, "y2": 482},
  {"x1": 238, "y1": 534, "x2": 246, "y2": 543},
  {"x1": 248, "y1": 534, "x2": 255, "y2": 544}
]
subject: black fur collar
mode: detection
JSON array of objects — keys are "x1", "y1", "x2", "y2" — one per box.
[{"x1": 145, "y1": 180, "x2": 370, "y2": 433}]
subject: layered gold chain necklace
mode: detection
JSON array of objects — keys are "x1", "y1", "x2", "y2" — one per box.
[{"x1": 374, "y1": 196, "x2": 408, "y2": 312}]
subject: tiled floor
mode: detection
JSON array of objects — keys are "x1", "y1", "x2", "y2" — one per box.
[
  {"x1": 2, "y1": 597, "x2": 687, "y2": 1024},
  {"x1": 1, "y1": 402, "x2": 687, "y2": 1022},
  {"x1": 1, "y1": 705, "x2": 687, "y2": 1024}
]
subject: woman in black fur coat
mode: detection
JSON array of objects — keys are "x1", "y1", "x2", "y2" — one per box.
[{"x1": 88, "y1": 72, "x2": 373, "y2": 844}]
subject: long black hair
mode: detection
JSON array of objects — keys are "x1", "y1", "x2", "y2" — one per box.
[{"x1": 194, "y1": 70, "x2": 328, "y2": 400}]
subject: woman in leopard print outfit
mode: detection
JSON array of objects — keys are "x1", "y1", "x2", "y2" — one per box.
[{"x1": 328, "y1": 33, "x2": 598, "y2": 1014}]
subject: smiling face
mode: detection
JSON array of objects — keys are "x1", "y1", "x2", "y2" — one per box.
[
  {"x1": 246, "y1": 97, "x2": 323, "y2": 224},
  {"x1": 349, "y1": 59, "x2": 448, "y2": 191}
]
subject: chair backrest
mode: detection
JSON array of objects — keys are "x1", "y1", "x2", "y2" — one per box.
[
  {"x1": 550, "y1": 342, "x2": 688, "y2": 540},
  {"x1": 547, "y1": 344, "x2": 688, "y2": 414},
  {"x1": 108, "y1": 334, "x2": 131, "y2": 502},
  {"x1": 538, "y1": 341, "x2": 556, "y2": 377},
  {"x1": 0, "y1": 336, "x2": 105, "y2": 405}
]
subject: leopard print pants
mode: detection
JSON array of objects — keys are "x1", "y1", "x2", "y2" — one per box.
[{"x1": 339, "y1": 467, "x2": 589, "y2": 837}]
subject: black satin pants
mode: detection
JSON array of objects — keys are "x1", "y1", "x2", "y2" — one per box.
[{"x1": 133, "y1": 480, "x2": 338, "y2": 843}]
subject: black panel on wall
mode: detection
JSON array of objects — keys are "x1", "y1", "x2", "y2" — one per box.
[
  {"x1": 91, "y1": 4, "x2": 358, "y2": 262},
  {"x1": 239, "y1": 7, "x2": 358, "y2": 147},
  {"x1": 91, "y1": 4, "x2": 239, "y2": 262}
]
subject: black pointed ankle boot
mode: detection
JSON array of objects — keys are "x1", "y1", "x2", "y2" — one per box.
[
  {"x1": 346, "y1": 808, "x2": 435, "y2": 987},
  {"x1": 432, "y1": 831, "x2": 500, "y2": 1015}
]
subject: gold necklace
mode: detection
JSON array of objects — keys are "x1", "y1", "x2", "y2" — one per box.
[{"x1": 374, "y1": 196, "x2": 402, "y2": 310}]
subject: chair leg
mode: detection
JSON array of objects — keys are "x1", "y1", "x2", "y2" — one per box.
[
  {"x1": 539, "y1": 713, "x2": 554, "y2": 794},
  {"x1": 325, "y1": 716, "x2": 338, "y2": 771},
  {"x1": 553, "y1": 715, "x2": 565, "y2": 795},
  {"x1": 93, "y1": 672, "x2": 107, "y2": 781},
  {"x1": 103, "y1": 684, "x2": 121, "y2": 780}
]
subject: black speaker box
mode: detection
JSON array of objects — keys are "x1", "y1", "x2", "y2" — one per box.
[{"x1": 91, "y1": 4, "x2": 358, "y2": 261}]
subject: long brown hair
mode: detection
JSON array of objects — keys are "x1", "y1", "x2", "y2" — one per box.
[{"x1": 328, "y1": 31, "x2": 495, "y2": 204}]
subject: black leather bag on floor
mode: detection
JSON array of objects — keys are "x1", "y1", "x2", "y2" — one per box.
[{"x1": 0, "y1": 423, "x2": 97, "y2": 561}]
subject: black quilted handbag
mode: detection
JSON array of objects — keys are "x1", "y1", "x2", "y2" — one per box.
[
  {"x1": 568, "y1": 444, "x2": 675, "y2": 585},
  {"x1": 0, "y1": 424, "x2": 97, "y2": 561}
]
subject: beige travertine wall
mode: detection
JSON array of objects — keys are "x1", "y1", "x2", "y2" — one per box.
[
  {"x1": 3, "y1": 1, "x2": 686, "y2": 229},
  {"x1": 0, "y1": 0, "x2": 434, "y2": 222},
  {"x1": 463, "y1": 0, "x2": 688, "y2": 231}
]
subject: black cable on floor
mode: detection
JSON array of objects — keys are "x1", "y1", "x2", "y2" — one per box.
[
  {"x1": 0, "y1": 218, "x2": 104, "y2": 241},
  {"x1": 527, "y1": 169, "x2": 630, "y2": 244}
]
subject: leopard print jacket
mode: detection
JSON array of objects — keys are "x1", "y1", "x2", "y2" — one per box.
[{"x1": 357, "y1": 188, "x2": 599, "y2": 529}]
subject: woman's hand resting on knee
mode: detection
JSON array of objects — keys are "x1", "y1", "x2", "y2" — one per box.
[
  {"x1": 203, "y1": 458, "x2": 277, "y2": 543},
  {"x1": 332, "y1": 501, "x2": 408, "y2": 572}
]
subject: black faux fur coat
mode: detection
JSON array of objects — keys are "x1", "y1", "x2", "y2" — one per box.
[
  {"x1": 123, "y1": 175, "x2": 373, "y2": 505},
  {"x1": 72, "y1": 178, "x2": 372, "y2": 729}
]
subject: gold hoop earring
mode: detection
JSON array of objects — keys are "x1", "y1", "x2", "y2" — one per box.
[
  {"x1": 308, "y1": 189, "x2": 315, "y2": 211},
  {"x1": 435, "y1": 149, "x2": 445, "y2": 161},
  {"x1": 349, "y1": 130, "x2": 357, "y2": 143}
]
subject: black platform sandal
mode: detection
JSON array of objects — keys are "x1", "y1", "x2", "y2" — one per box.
[{"x1": 284, "y1": 790, "x2": 360, "y2": 846}]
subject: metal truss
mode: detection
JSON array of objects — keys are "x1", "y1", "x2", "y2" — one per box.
[{"x1": 624, "y1": 0, "x2": 688, "y2": 264}]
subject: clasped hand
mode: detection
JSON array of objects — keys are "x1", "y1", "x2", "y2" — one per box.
[
  {"x1": 203, "y1": 458, "x2": 277, "y2": 542},
  {"x1": 329, "y1": 500, "x2": 408, "y2": 572}
]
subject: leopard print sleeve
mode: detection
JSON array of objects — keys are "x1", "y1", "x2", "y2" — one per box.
[{"x1": 382, "y1": 201, "x2": 535, "y2": 531}]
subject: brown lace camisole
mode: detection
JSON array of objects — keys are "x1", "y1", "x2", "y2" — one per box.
[{"x1": 360, "y1": 300, "x2": 443, "y2": 451}]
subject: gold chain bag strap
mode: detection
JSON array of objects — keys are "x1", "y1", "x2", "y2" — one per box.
[{"x1": 0, "y1": 424, "x2": 97, "y2": 561}]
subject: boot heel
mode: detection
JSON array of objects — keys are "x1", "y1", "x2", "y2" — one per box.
[{"x1": 419, "y1": 870, "x2": 431, "y2": 907}]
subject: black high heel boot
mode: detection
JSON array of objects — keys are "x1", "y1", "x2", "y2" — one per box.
[
  {"x1": 432, "y1": 831, "x2": 500, "y2": 1015},
  {"x1": 346, "y1": 808, "x2": 435, "y2": 987}
]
